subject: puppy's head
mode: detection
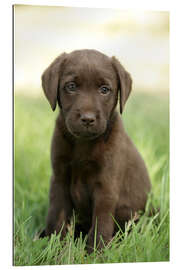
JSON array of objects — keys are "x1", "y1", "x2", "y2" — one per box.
[{"x1": 42, "y1": 49, "x2": 132, "y2": 140}]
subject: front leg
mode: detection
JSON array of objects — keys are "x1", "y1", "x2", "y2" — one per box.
[
  {"x1": 45, "y1": 174, "x2": 73, "y2": 239},
  {"x1": 87, "y1": 183, "x2": 118, "y2": 253}
]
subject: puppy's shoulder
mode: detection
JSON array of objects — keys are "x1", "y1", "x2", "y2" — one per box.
[{"x1": 51, "y1": 113, "x2": 72, "y2": 159}]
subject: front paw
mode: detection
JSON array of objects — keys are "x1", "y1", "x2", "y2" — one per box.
[{"x1": 86, "y1": 229, "x2": 107, "y2": 254}]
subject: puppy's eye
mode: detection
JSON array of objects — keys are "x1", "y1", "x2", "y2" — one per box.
[
  {"x1": 99, "y1": 85, "x2": 111, "y2": 95},
  {"x1": 64, "y1": 82, "x2": 77, "y2": 93}
]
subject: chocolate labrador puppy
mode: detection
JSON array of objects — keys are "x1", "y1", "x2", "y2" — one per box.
[{"x1": 41, "y1": 49, "x2": 151, "y2": 252}]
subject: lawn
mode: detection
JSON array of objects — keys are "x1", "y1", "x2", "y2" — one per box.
[{"x1": 14, "y1": 91, "x2": 169, "y2": 265}]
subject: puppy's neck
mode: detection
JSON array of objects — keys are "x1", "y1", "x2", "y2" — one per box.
[{"x1": 102, "y1": 110, "x2": 118, "y2": 141}]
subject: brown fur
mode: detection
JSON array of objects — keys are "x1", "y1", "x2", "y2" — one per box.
[{"x1": 41, "y1": 49, "x2": 151, "y2": 252}]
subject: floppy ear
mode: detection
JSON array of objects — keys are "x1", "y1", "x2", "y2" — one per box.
[
  {"x1": 111, "y1": 56, "x2": 132, "y2": 114},
  {"x1": 41, "y1": 53, "x2": 67, "y2": 111}
]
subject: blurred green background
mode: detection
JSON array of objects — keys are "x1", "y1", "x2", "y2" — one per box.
[
  {"x1": 14, "y1": 5, "x2": 169, "y2": 95},
  {"x1": 14, "y1": 5, "x2": 169, "y2": 265}
]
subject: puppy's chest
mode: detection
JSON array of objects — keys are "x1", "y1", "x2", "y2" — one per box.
[
  {"x1": 69, "y1": 160, "x2": 98, "y2": 211},
  {"x1": 68, "y1": 142, "x2": 102, "y2": 212}
]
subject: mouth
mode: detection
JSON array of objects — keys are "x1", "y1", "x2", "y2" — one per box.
[
  {"x1": 65, "y1": 120, "x2": 106, "y2": 140},
  {"x1": 66, "y1": 126, "x2": 102, "y2": 140},
  {"x1": 72, "y1": 131, "x2": 100, "y2": 140}
]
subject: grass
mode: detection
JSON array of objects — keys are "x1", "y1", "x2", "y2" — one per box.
[{"x1": 14, "y1": 91, "x2": 169, "y2": 265}]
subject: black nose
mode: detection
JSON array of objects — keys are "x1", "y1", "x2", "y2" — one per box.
[{"x1": 80, "y1": 113, "x2": 96, "y2": 126}]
